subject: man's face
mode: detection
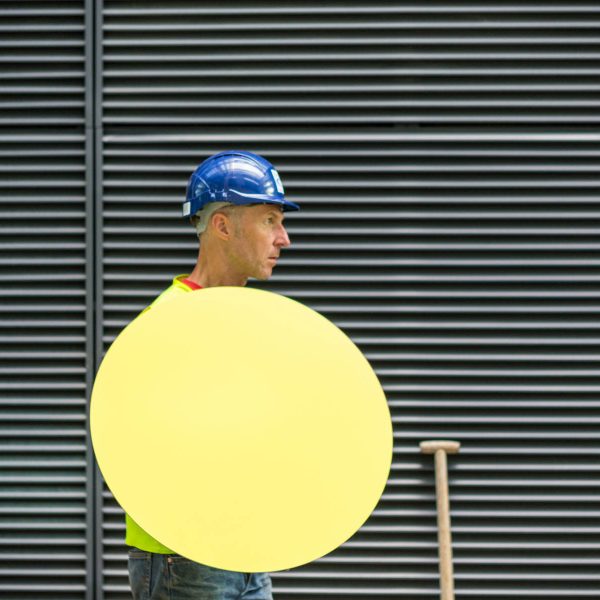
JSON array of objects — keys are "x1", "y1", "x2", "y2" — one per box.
[{"x1": 228, "y1": 204, "x2": 291, "y2": 281}]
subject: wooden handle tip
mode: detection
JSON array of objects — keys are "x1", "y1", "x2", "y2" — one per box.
[{"x1": 420, "y1": 440, "x2": 461, "y2": 454}]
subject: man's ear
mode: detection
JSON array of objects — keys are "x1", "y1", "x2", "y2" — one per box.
[{"x1": 211, "y1": 212, "x2": 232, "y2": 240}]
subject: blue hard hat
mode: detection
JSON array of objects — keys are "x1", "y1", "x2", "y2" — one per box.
[{"x1": 183, "y1": 151, "x2": 300, "y2": 218}]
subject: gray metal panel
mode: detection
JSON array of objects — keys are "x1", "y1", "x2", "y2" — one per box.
[
  {"x1": 99, "y1": 2, "x2": 600, "y2": 599},
  {"x1": 0, "y1": 0, "x2": 93, "y2": 598}
]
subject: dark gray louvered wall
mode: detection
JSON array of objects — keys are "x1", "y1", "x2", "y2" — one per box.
[
  {"x1": 0, "y1": 1, "x2": 94, "y2": 599},
  {"x1": 100, "y1": 1, "x2": 598, "y2": 598}
]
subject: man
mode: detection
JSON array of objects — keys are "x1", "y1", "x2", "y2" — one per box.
[{"x1": 126, "y1": 150, "x2": 299, "y2": 599}]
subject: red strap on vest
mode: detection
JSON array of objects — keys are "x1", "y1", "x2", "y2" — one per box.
[{"x1": 181, "y1": 278, "x2": 202, "y2": 290}]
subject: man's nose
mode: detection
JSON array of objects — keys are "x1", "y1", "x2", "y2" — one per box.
[{"x1": 276, "y1": 224, "x2": 291, "y2": 248}]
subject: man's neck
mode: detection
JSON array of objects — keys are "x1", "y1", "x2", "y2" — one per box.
[{"x1": 187, "y1": 261, "x2": 248, "y2": 288}]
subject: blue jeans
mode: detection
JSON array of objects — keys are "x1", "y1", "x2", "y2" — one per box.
[{"x1": 128, "y1": 548, "x2": 273, "y2": 600}]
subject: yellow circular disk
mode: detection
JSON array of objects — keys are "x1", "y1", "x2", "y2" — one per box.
[{"x1": 91, "y1": 287, "x2": 392, "y2": 572}]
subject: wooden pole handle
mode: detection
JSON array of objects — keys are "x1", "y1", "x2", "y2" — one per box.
[{"x1": 420, "y1": 440, "x2": 461, "y2": 600}]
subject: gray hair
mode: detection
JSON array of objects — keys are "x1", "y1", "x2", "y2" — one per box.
[{"x1": 191, "y1": 202, "x2": 233, "y2": 238}]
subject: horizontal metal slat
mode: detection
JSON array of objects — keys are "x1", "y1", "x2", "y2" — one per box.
[
  {"x1": 104, "y1": 6, "x2": 600, "y2": 16},
  {"x1": 101, "y1": 131, "x2": 600, "y2": 142},
  {"x1": 104, "y1": 51, "x2": 600, "y2": 61},
  {"x1": 103, "y1": 21, "x2": 600, "y2": 31},
  {"x1": 103, "y1": 35, "x2": 600, "y2": 46},
  {"x1": 104, "y1": 83, "x2": 600, "y2": 93}
]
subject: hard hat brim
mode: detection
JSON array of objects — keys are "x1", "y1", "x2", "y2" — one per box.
[{"x1": 233, "y1": 196, "x2": 300, "y2": 212}]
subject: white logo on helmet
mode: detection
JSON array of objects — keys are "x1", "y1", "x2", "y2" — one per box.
[{"x1": 271, "y1": 169, "x2": 284, "y2": 194}]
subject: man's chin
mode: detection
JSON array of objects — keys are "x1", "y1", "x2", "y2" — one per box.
[{"x1": 254, "y1": 267, "x2": 273, "y2": 281}]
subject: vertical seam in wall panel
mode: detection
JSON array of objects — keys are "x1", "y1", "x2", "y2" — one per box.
[
  {"x1": 93, "y1": 0, "x2": 105, "y2": 598},
  {"x1": 84, "y1": 0, "x2": 96, "y2": 598}
]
